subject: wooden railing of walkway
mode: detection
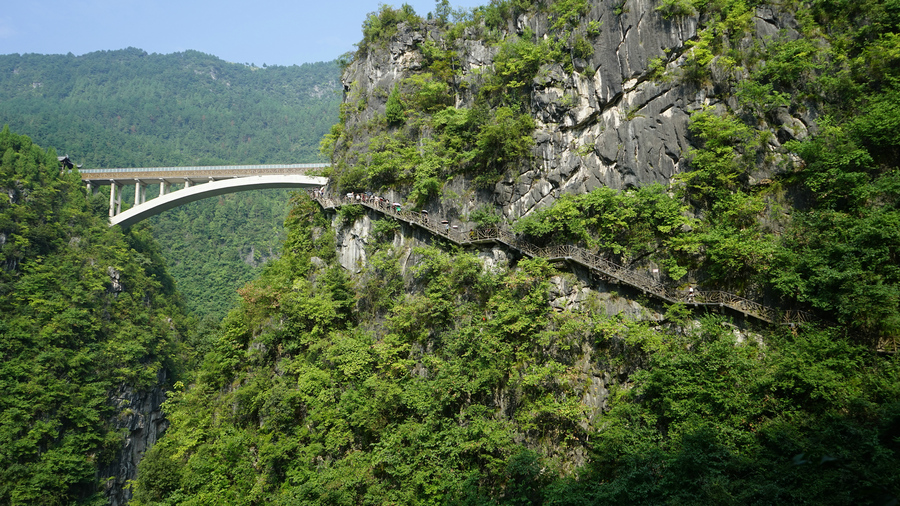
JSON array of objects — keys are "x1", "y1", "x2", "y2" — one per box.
[{"x1": 311, "y1": 192, "x2": 812, "y2": 326}]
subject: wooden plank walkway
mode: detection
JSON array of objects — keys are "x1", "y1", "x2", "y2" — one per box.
[{"x1": 311, "y1": 192, "x2": 811, "y2": 326}]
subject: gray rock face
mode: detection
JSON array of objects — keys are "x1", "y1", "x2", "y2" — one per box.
[
  {"x1": 335, "y1": 214, "x2": 372, "y2": 272},
  {"x1": 338, "y1": 0, "x2": 807, "y2": 222},
  {"x1": 546, "y1": 262, "x2": 666, "y2": 321},
  {"x1": 98, "y1": 370, "x2": 169, "y2": 506},
  {"x1": 500, "y1": 0, "x2": 702, "y2": 218},
  {"x1": 107, "y1": 266, "x2": 124, "y2": 293},
  {"x1": 342, "y1": 22, "x2": 432, "y2": 127}
]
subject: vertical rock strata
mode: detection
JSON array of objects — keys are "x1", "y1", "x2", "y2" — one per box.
[
  {"x1": 337, "y1": 0, "x2": 807, "y2": 220},
  {"x1": 99, "y1": 374, "x2": 169, "y2": 506}
]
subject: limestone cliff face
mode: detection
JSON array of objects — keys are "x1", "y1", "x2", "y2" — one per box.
[
  {"x1": 326, "y1": 4, "x2": 787, "y2": 446},
  {"x1": 337, "y1": 0, "x2": 811, "y2": 221}
]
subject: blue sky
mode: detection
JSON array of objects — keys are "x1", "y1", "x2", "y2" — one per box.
[{"x1": 1, "y1": 0, "x2": 488, "y2": 66}]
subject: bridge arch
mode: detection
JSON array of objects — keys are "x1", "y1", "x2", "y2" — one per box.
[
  {"x1": 107, "y1": 174, "x2": 327, "y2": 227},
  {"x1": 79, "y1": 164, "x2": 328, "y2": 228}
]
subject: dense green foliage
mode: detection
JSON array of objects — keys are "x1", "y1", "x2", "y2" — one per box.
[
  {"x1": 495, "y1": 0, "x2": 900, "y2": 341},
  {"x1": 148, "y1": 190, "x2": 295, "y2": 320},
  {"x1": 679, "y1": 0, "x2": 900, "y2": 339},
  {"x1": 557, "y1": 318, "x2": 900, "y2": 504},
  {"x1": 132, "y1": 195, "x2": 900, "y2": 503},
  {"x1": 0, "y1": 49, "x2": 339, "y2": 167},
  {"x1": 359, "y1": 4, "x2": 425, "y2": 54},
  {"x1": 308, "y1": 0, "x2": 900, "y2": 495},
  {"x1": 328, "y1": 3, "x2": 559, "y2": 196},
  {"x1": 514, "y1": 184, "x2": 697, "y2": 278},
  {"x1": 0, "y1": 127, "x2": 189, "y2": 503},
  {"x1": 326, "y1": 78, "x2": 536, "y2": 197},
  {"x1": 7, "y1": 0, "x2": 900, "y2": 501},
  {"x1": 329, "y1": 0, "x2": 610, "y2": 196},
  {"x1": 129, "y1": 0, "x2": 900, "y2": 501},
  {"x1": 131, "y1": 195, "x2": 586, "y2": 503},
  {"x1": 0, "y1": 48, "x2": 342, "y2": 318}
]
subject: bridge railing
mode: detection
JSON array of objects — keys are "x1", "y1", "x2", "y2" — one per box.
[
  {"x1": 81, "y1": 164, "x2": 330, "y2": 183},
  {"x1": 310, "y1": 191, "x2": 812, "y2": 325}
]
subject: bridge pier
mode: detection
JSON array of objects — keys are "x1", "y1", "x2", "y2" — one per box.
[
  {"x1": 134, "y1": 180, "x2": 146, "y2": 206},
  {"x1": 108, "y1": 182, "x2": 125, "y2": 217},
  {"x1": 159, "y1": 179, "x2": 167, "y2": 197},
  {"x1": 109, "y1": 181, "x2": 116, "y2": 217}
]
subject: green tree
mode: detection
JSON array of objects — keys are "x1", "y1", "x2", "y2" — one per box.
[{"x1": 386, "y1": 84, "x2": 406, "y2": 125}]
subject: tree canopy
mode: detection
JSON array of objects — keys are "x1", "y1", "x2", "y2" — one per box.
[{"x1": 0, "y1": 127, "x2": 190, "y2": 503}]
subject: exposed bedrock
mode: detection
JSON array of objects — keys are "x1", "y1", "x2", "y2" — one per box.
[
  {"x1": 99, "y1": 370, "x2": 169, "y2": 506},
  {"x1": 339, "y1": 0, "x2": 808, "y2": 221}
]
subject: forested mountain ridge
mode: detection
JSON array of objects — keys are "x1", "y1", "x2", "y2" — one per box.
[
  {"x1": 129, "y1": 0, "x2": 900, "y2": 503},
  {"x1": 0, "y1": 48, "x2": 338, "y2": 167},
  {"x1": 0, "y1": 48, "x2": 343, "y2": 319},
  {"x1": 0, "y1": 126, "x2": 191, "y2": 504}
]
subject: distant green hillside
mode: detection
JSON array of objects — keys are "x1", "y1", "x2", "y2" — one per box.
[
  {"x1": 0, "y1": 48, "x2": 342, "y2": 318},
  {"x1": 0, "y1": 48, "x2": 339, "y2": 166},
  {"x1": 150, "y1": 188, "x2": 297, "y2": 320}
]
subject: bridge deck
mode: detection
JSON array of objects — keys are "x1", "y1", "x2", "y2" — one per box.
[{"x1": 81, "y1": 163, "x2": 329, "y2": 184}]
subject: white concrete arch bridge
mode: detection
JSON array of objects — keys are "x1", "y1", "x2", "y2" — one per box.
[{"x1": 80, "y1": 164, "x2": 328, "y2": 228}]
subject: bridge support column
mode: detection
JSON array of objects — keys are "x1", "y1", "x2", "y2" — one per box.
[
  {"x1": 159, "y1": 179, "x2": 167, "y2": 197},
  {"x1": 86, "y1": 182, "x2": 92, "y2": 195},
  {"x1": 109, "y1": 181, "x2": 116, "y2": 217},
  {"x1": 184, "y1": 179, "x2": 191, "y2": 189},
  {"x1": 134, "y1": 180, "x2": 145, "y2": 206},
  {"x1": 116, "y1": 184, "x2": 122, "y2": 215}
]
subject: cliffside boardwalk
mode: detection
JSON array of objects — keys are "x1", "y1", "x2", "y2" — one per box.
[
  {"x1": 311, "y1": 192, "x2": 811, "y2": 326},
  {"x1": 73, "y1": 160, "x2": 808, "y2": 326}
]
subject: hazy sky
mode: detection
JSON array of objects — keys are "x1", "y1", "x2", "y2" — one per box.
[{"x1": 1, "y1": 0, "x2": 488, "y2": 66}]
